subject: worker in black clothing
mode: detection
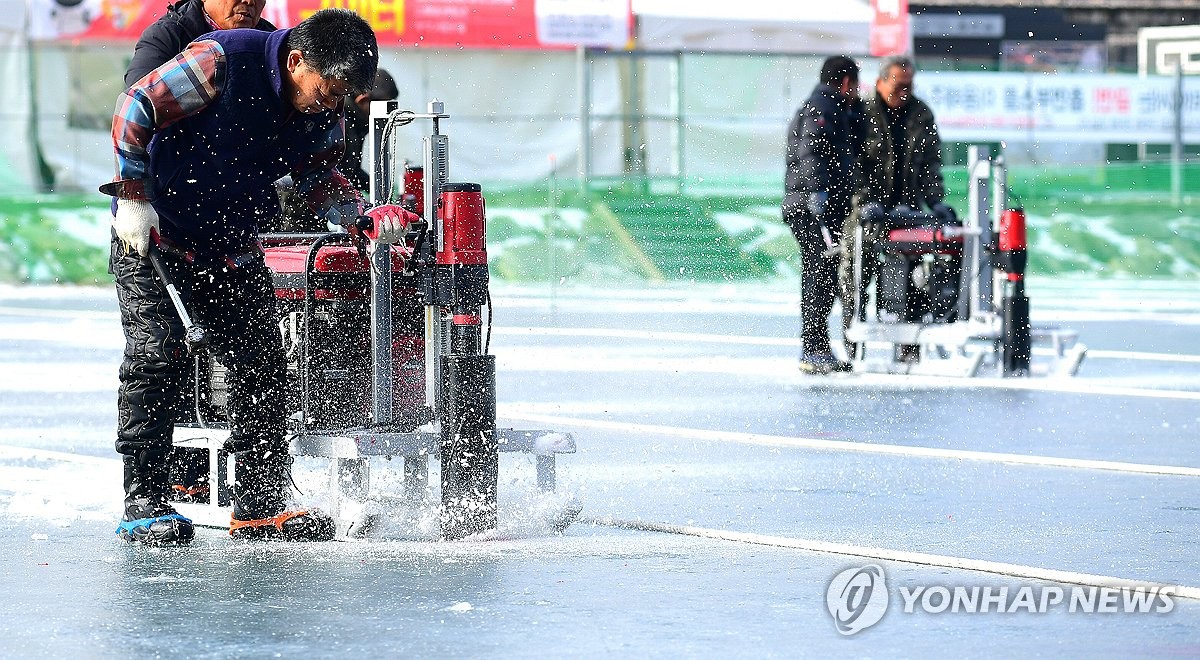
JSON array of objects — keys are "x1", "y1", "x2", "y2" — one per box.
[
  {"x1": 839, "y1": 56, "x2": 954, "y2": 363},
  {"x1": 124, "y1": 0, "x2": 274, "y2": 87},
  {"x1": 783, "y1": 55, "x2": 861, "y2": 374},
  {"x1": 340, "y1": 69, "x2": 399, "y2": 192},
  {"x1": 116, "y1": 0, "x2": 275, "y2": 504}
]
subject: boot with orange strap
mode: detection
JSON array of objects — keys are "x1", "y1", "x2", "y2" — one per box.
[{"x1": 229, "y1": 449, "x2": 336, "y2": 541}]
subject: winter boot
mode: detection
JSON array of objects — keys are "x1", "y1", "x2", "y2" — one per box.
[
  {"x1": 799, "y1": 350, "x2": 853, "y2": 375},
  {"x1": 167, "y1": 447, "x2": 210, "y2": 503},
  {"x1": 116, "y1": 451, "x2": 195, "y2": 545},
  {"x1": 229, "y1": 449, "x2": 336, "y2": 542}
]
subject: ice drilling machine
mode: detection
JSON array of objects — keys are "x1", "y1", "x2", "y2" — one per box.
[
  {"x1": 844, "y1": 145, "x2": 1086, "y2": 377},
  {"x1": 169, "y1": 101, "x2": 578, "y2": 539}
]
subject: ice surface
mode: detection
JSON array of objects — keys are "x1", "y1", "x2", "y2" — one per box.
[{"x1": 2, "y1": 283, "x2": 1200, "y2": 656}]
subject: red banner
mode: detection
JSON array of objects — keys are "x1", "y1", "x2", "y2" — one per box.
[
  {"x1": 869, "y1": 0, "x2": 910, "y2": 57},
  {"x1": 43, "y1": 0, "x2": 630, "y2": 50}
]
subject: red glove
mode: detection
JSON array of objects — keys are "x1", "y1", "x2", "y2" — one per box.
[{"x1": 364, "y1": 204, "x2": 418, "y2": 244}]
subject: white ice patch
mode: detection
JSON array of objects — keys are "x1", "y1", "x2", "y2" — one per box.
[
  {"x1": 287, "y1": 454, "x2": 583, "y2": 542},
  {"x1": 142, "y1": 573, "x2": 205, "y2": 584},
  {"x1": 533, "y1": 432, "x2": 572, "y2": 454},
  {"x1": 0, "y1": 449, "x2": 121, "y2": 524},
  {"x1": 0, "y1": 362, "x2": 117, "y2": 393}
]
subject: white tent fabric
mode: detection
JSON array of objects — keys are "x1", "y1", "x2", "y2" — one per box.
[
  {"x1": 0, "y1": 1, "x2": 37, "y2": 193},
  {"x1": 3, "y1": 0, "x2": 869, "y2": 193},
  {"x1": 633, "y1": 0, "x2": 872, "y2": 55}
]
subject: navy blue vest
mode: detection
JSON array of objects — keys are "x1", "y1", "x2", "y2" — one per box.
[{"x1": 148, "y1": 28, "x2": 344, "y2": 258}]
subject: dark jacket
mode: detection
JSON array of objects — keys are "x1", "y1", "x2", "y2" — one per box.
[
  {"x1": 144, "y1": 29, "x2": 347, "y2": 257},
  {"x1": 857, "y1": 92, "x2": 944, "y2": 210},
  {"x1": 340, "y1": 107, "x2": 370, "y2": 191},
  {"x1": 783, "y1": 83, "x2": 860, "y2": 222},
  {"x1": 124, "y1": 0, "x2": 276, "y2": 87}
]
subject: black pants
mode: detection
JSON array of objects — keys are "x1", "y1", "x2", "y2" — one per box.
[
  {"x1": 111, "y1": 238, "x2": 288, "y2": 461},
  {"x1": 785, "y1": 210, "x2": 841, "y2": 354}
]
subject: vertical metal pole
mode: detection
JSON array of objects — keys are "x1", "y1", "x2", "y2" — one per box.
[
  {"x1": 1172, "y1": 63, "x2": 1184, "y2": 208},
  {"x1": 675, "y1": 52, "x2": 686, "y2": 193},
  {"x1": 424, "y1": 101, "x2": 449, "y2": 416},
  {"x1": 368, "y1": 101, "x2": 396, "y2": 427},
  {"x1": 965, "y1": 145, "x2": 992, "y2": 322},
  {"x1": 578, "y1": 46, "x2": 591, "y2": 193},
  {"x1": 369, "y1": 100, "x2": 397, "y2": 205},
  {"x1": 549, "y1": 161, "x2": 558, "y2": 312},
  {"x1": 989, "y1": 152, "x2": 1005, "y2": 314}
]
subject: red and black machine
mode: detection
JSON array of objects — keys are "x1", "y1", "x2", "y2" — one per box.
[
  {"x1": 844, "y1": 146, "x2": 1084, "y2": 377},
  {"x1": 173, "y1": 101, "x2": 577, "y2": 539}
]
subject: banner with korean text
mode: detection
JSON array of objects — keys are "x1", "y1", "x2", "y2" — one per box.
[
  {"x1": 923, "y1": 72, "x2": 1200, "y2": 143},
  {"x1": 31, "y1": 0, "x2": 631, "y2": 50}
]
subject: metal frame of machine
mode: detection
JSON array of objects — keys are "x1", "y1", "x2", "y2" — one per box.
[
  {"x1": 172, "y1": 101, "x2": 577, "y2": 539},
  {"x1": 844, "y1": 145, "x2": 1087, "y2": 378}
]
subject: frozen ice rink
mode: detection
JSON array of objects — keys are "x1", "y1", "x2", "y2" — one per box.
[{"x1": 1, "y1": 279, "x2": 1198, "y2": 656}]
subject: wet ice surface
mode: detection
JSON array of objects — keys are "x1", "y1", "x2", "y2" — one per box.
[{"x1": 1, "y1": 281, "x2": 1199, "y2": 655}]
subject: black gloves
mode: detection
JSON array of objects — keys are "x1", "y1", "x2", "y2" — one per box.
[{"x1": 930, "y1": 202, "x2": 957, "y2": 223}]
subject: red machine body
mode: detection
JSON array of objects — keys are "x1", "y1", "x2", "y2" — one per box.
[
  {"x1": 998, "y1": 208, "x2": 1028, "y2": 281},
  {"x1": 886, "y1": 226, "x2": 965, "y2": 256},
  {"x1": 402, "y1": 164, "x2": 424, "y2": 215},
  {"x1": 266, "y1": 244, "x2": 410, "y2": 299},
  {"x1": 259, "y1": 241, "x2": 426, "y2": 429},
  {"x1": 437, "y1": 183, "x2": 487, "y2": 266}
]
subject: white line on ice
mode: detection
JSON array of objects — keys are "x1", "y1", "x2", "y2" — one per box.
[
  {"x1": 583, "y1": 516, "x2": 1200, "y2": 601},
  {"x1": 497, "y1": 410, "x2": 1200, "y2": 478},
  {"x1": 0, "y1": 306, "x2": 118, "y2": 321},
  {"x1": 495, "y1": 346, "x2": 1200, "y2": 402},
  {"x1": 0, "y1": 444, "x2": 115, "y2": 467},
  {"x1": 495, "y1": 326, "x2": 1200, "y2": 364},
  {"x1": 1087, "y1": 349, "x2": 1200, "y2": 364},
  {"x1": 494, "y1": 326, "x2": 797, "y2": 346}
]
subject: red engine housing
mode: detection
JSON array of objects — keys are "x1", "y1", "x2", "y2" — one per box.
[{"x1": 260, "y1": 241, "x2": 425, "y2": 430}]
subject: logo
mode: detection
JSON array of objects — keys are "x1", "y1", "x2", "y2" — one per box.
[
  {"x1": 826, "y1": 564, "x2": 889, "y2": 635},
  {"x1": 824, "y1": 564, "x2": 1176, "y2": 638}
]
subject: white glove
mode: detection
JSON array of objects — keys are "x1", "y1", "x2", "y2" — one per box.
[{"x1": 113, "y1": 199, "x2": 160, "y2": 257}]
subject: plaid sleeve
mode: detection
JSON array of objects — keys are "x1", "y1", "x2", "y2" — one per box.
[
  {"x1": 108, "y1": 40, "x2": 226, "y2": 200},
  {"x1": 292, "y1": 103, "x2": 364, "y2": 214}
]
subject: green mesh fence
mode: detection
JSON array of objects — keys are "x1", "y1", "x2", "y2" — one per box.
[{"x1": 3, "y1": 162, "x2": 1199, "y2": 284}]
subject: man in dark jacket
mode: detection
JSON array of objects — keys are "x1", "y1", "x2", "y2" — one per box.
[
  {"x1": 783, "y1": 55, "x2": 861, "y2": 374},
  {"x1": 342, "y1": 68, "x2": 399, "y2": 191},
  {"x1": 268, "y1": 67, "x2": 400, "y2": 231},
  {"x1": 119, "y1": 0, "x2": 275, "y2": 504},
  {"x1": 105, "y1": 9, "x2": 417, "y2": 545},
  {"x1": 124, "y1": 0, "x2": 274, "y2": 87},
  {"x1": 839, "y1": 56, "x2": 955, "y2": 361}
]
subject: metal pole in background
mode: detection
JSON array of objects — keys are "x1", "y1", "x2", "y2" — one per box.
[
  {"x1": 577, "y1": 45, "x2": 591, "y2": 194},
  {"x1": 674, "y1": 52, "x2": 685, "y2": 194},
  {"x1": 964, "y1": 145, "x2": 992, "y2": 323},
  {"x1": 548, "y1": 154, "x2": 558, "y2": 316},
  {"x1": 1172, "y1": 60, "x2": 1184, "y2": 208}
]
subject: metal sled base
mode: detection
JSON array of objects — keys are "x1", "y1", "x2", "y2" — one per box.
[
  {"x1": 847, "y1": 318, "x2": 1087, "y2": 378},
  {"x1": 170, "y1": 425, "x2": 577, "y2": 538}
]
